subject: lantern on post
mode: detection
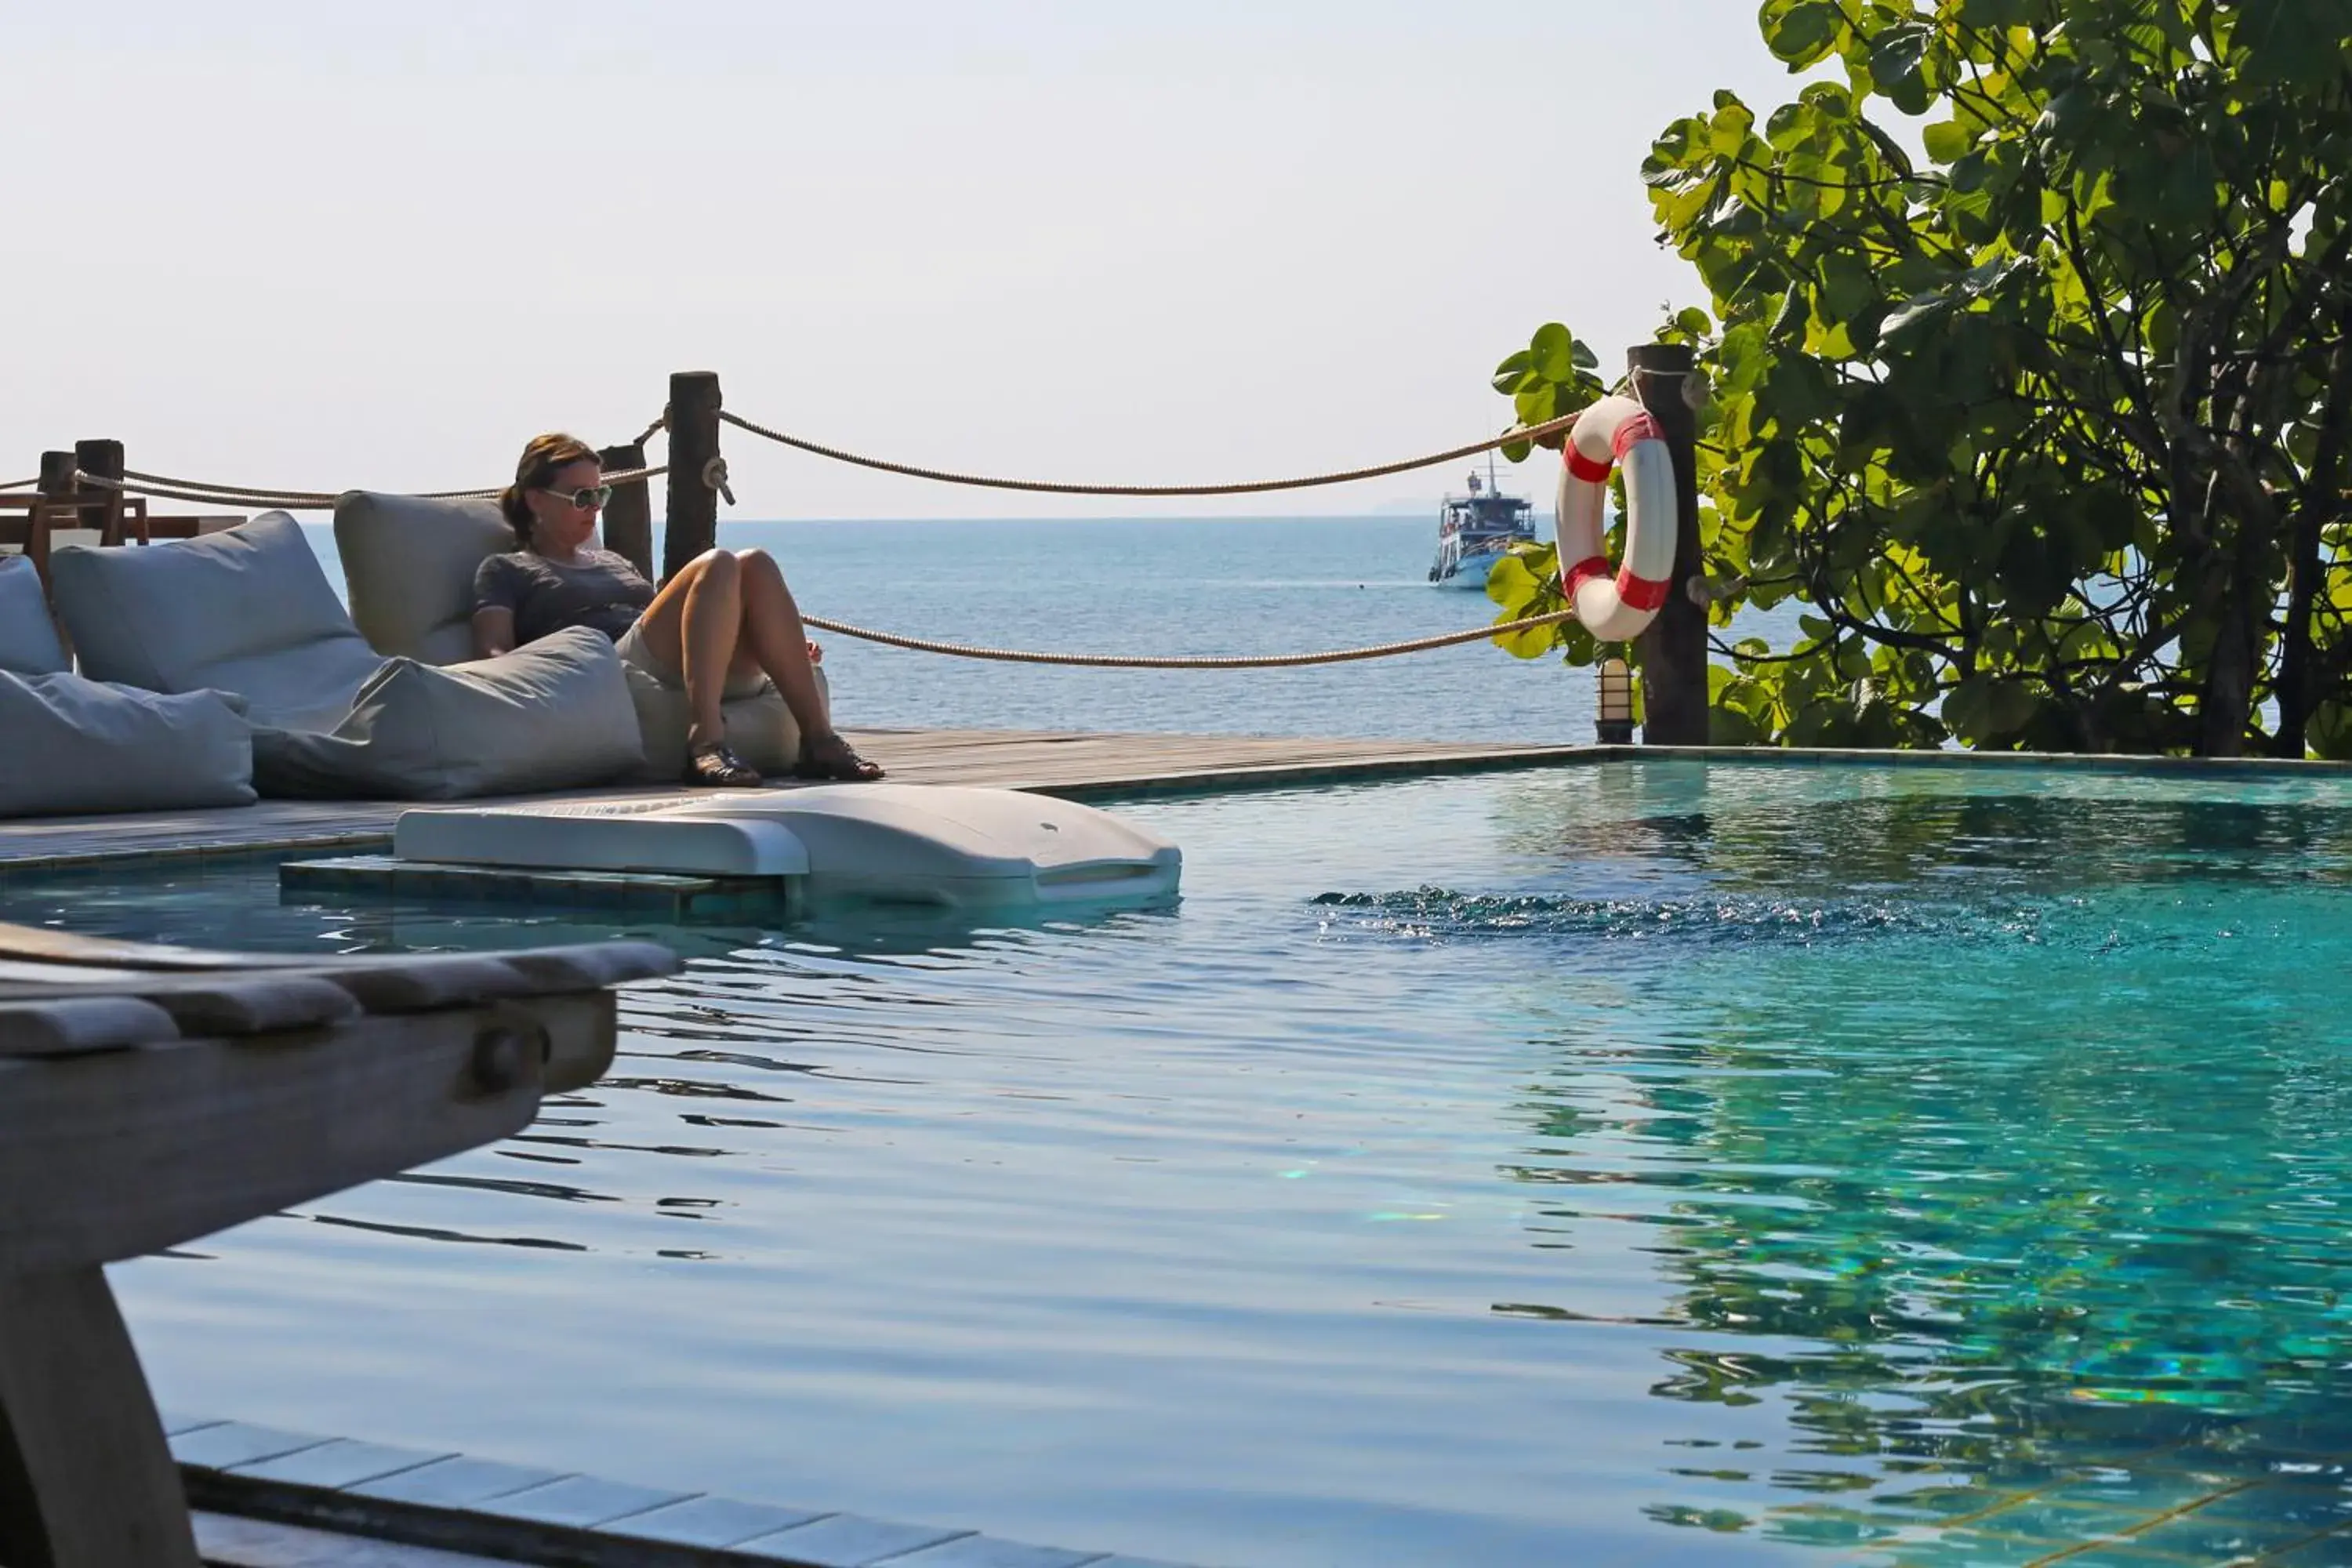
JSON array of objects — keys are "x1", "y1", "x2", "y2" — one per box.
[{"x1": 1595, "y1": 655, "x2": 1635, "y2": 745}]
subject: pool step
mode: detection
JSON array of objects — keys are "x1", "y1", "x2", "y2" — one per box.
[
  {"x1": 278, "y1": 855, "x2": 797, "y2": 923},
  {"x1": 170, "y1": 1414, "x2": 1199, "y2": 1568}
]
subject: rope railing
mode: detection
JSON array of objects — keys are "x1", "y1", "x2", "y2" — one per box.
[
  {"x1": 63, "y1": 463, "x2": 1571, "y2": 666},
  {"x1": 28, "y1": 414, "x2": 675, "y2": 513},
  {"x1": 68, "y1": 474, "x2": 342, "y2": 510},
  {"x1": 32, "y1": 403, "x2": 1579, "y2": 512},
  {"x1": 717, "y1": 409, "x2": 1581, "y2": 498},
  {"x1": 125, "y1": 469, "x2": 508, "y2": 503},
  {"x1": 797, "y1": 609, "x2": 1576, "y2": 669},
  {"x1": 23, "y1": 405, "x2": 1606, "y2": 667},
  {"x1": 71, "y1": 466, "x2": 668, "y2": 511}
]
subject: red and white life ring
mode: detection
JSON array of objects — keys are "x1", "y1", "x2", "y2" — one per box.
[{"x1": 1555, "y1": 394, "x2": 1678, "y2": 642}]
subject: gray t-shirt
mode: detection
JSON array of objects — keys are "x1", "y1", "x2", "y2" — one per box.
[{"x1": 473, "y1": 549, "x2": 655, "y2": 646}]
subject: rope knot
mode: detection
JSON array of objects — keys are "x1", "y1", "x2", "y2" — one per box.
[{"x1": 702, "y1": 456, "x2": 735, "y2": 506}]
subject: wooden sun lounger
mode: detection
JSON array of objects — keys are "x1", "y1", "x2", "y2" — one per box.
[{"x1": 0, "y1": 922, "x2": 678, "y2": 1568}]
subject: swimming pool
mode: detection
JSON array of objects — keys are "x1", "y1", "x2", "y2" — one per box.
[{"x1": 11, "y1": 760, "x2": 2352, "y2": 1566}]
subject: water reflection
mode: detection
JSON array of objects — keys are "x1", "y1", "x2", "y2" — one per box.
[{"x1": 1464, "y1": 777, "x2": 2352, "y2": 1554}]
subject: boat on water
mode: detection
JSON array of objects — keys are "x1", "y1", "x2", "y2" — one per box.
[{"x1": 1427, "y1": 459, "x2": 1537, "y2": 589}]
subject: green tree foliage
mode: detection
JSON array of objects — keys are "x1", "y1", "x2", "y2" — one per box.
[{"x1": 1487, "y1": 0, "x2": 2352, "y2": 754}]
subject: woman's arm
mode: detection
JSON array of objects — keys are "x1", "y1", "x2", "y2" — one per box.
[{"x1": 472, "y1": 606, "x2": 517, "y2": 659}]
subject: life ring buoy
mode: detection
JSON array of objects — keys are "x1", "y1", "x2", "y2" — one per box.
[{"x1": 1555, "y1": 394, "x2": 1678, "y2": 642}]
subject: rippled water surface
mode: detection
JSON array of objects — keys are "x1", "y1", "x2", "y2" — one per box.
[{"x1": 14, "y1": 760, "x2": 2352, "y2": 1567}]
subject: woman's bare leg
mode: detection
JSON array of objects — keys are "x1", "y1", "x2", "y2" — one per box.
[
  {"x1": 633, "y1": 550, "x2": 744, "y2": 750},
  {"x1": 732, "y1": 549, "x2": 837, "y2": 739}
]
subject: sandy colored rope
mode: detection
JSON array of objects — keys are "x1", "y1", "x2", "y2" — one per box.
[
  {"x1": 798, "y1": 608, "x2": 1575, "y2": 669},
  {"x1": 125, "y1": 469, "x2": 494, "y2": 503},
  {"x1": 78, "y1": 466, "x2": 667, "y2": 511},
  {"x1": 720, "y1": 409, "x2": 1579, "y2": 497},
  {"x1": 74, "y1": 473, "x2": 344, "y2": 510}
]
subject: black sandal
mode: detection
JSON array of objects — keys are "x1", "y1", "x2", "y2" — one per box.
[
  {"x1": 792, "y1": 731, "x2": 884, "y2": 782},
  {"x1": 688, "y1": 742, "x2": 764, "y2": 787}
]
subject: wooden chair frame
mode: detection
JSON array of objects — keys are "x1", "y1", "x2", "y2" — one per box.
[{"x1": 0, "y1": 924, "x2": 675, "y2": 1567}]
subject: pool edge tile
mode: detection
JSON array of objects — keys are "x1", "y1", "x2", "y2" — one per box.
[
  {"x1": 602, "y1": 1493, "x2": 834, "y2": 1550},
  {"x1": 733, "y1": 1512, "x2": 974, "y2": 1566},
  {"x1": 345, "y1": 1454, "x2": 579, "y2": 1508},
  {"x1": 469, "y1": 1472, "x2": 700, "y2": 1530},
  {"x1": 873, "y1": 1534, "x2": 1113, "y2": 1566},
  {"x1": 170, "y1": 1421, "x2": 337, "y2": 1473},
  {"x1": 225, "y1": 1437, "x2": 456, "y2": 1490}
]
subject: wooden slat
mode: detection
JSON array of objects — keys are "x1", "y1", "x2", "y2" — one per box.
[
  {"x1": 0, "y1": 978, "x2": 356, "y2": 1045},
  {"x1": 0, "y1": 925, "x2": 678, "y2": 994},
  {"x1": 0, "y1": 996, "x2": 181, "y2": 1058},
  {"x1": 0, "y1": 994, "x2": 615, "y2": 1274}
]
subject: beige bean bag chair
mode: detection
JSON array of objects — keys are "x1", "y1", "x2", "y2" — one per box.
[{"x1": 332, "y1": 491, "x2": 811, "y2": 781}]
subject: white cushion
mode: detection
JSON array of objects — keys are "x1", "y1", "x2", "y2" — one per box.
[
  {"x1": 49, "y1": 512, "x2": 385, "y2": 732},
  {"x1": 0, "y1": 672, "x2": 255, "y2": 817},
  {"x1": 333, "y1": 491, "x2": 513, "y2": 665},
  {"x1": 0, "y1": 555, "x2": 67, "y2": 676},
  {"x1": 252, "y1": 627, "x2": 644, "y2": 800}
]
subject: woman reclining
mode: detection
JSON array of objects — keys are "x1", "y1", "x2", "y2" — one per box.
[{"x1": 472, "y1": 432, "x2": 882, "y2": 786}]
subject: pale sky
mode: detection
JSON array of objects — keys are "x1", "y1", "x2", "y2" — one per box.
[{"x1": 5, "y1": 2, "x2": 1798, "y2": 518}]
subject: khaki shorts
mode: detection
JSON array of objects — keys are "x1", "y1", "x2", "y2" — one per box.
[{"x1": 612, "y1": 623, "x2": 770, "y2": 699}]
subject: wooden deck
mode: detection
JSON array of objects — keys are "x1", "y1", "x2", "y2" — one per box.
[{"x1": 0, "y1": 726, "x2": 1602, "y2": 873}]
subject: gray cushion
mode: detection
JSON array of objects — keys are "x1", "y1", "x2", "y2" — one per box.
[
  {"x1": 624, "y1": 666, "x2": 806, "y2": 781},
  {"x1": 333, "y1": 491, "x2": 513, "y2": 665},
  {"x1": 0, "y1": 672, "x2": 255, "y2": 817},
  {"x1": 0, "y1": 555, "x2": 67, "y2": 676},
  {"x1": 252, "y1": 627, "x2": 644, "y2": 800},
  {"x1": 49, "y1": 512, "x2": 385, "y2": 732}
]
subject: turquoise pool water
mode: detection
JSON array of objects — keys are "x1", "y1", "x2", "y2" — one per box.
[{"x1": 11, "y1": 760, "x2": 2352, "y2": 1566}]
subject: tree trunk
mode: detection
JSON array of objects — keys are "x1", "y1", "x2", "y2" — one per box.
[
  {"x1": 2197, "y1": 513, "x2": 2264, "y2": 757},
  {"x1": 2274, "y1": 500, "x2": 2323, "y2": 758},
  {"x1": 2275, "y1": 345, "x2": 2352, "y2": 757}
]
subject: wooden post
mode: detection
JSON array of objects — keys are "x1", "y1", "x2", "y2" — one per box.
[
  {"x1": 597, "y1": 441, "x2": 655, "y2": 583},
  {"x1": 73, "y1": 440, "x2": 125, "y2": 548},
  {"x1": 1628, "y1": 343, "x2": 1708, "y2": 746},
  {"x1": 0, "y1": 1269, "x2": 204, "y2": 1567},
  {"x1": 662, "y1": 372, "x2": 723, "y2": 584},
  {"x1": 30, "y1": 454, "x2": 75, "y2": 590},
  {"x1": 33, "y1": 454, "x2": 73, "y2": 506}
]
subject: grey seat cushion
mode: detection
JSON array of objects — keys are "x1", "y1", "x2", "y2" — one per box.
[
  {"x1": 333, "y1": 491, "x2": 514, "y2": 666},
  {"x1": 0, "y1": 672, "x2": 254, "y2": 817},
  {"x1": 0, "y1": 555, "x2": 68, "y2": 676},
  {"x1": 49, "y1": 512, "x2": 385, "y2": 732},
  {"x1": 253, "y1": 627, "x2": 644, "y2": 800}
]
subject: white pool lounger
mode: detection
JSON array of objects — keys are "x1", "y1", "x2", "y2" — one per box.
[{"x1": 392, "y1": 784, "x2": 1182, "y2": 911}]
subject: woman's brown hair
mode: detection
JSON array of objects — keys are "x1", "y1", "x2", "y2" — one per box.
[{"x1": 499, "y1": 433, "x2": 601, "y2": 546}]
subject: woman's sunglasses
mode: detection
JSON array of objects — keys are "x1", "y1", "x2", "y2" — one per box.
[{"x1": 535, "y1": 484, "x2": 612, "y2": 511}]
